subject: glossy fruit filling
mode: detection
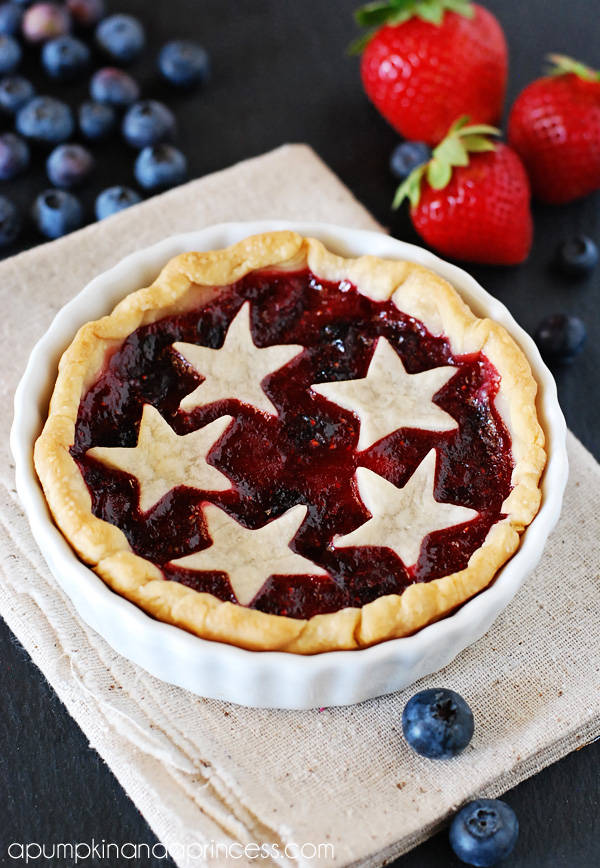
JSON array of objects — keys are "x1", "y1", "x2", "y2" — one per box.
[{"x1": 72, "y1": 268, "x2": 514, "y2": 619}]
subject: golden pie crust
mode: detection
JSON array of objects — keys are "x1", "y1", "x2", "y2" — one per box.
[{"x1": 34, "y1": 231, "x2": 546, "y2": 654}]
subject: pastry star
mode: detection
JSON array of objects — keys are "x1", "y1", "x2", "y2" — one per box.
[
  {"x1": 87, "y1": 405, "x2": 233, "y2": 513},
  {"x1": 170, "y1": 504, "x2": 328, "y2": 606},
  {"x1": 311, "y1": 337, "x2": 459, "y2": 450},
  {"x1": 335, "y1": 450, "x2": 478, "y2": 568},
  {"x1": 173, "y1": 302, "x2": 304, "y2": 416}
]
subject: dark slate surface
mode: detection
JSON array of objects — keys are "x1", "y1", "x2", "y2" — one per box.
[{"x1": 1, "y1": 0, "x2": 599, "y2": 865}]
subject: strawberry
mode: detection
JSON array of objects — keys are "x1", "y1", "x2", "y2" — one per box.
[
  {"x1": 353, "y1": 0, "x2": 507, "y2": 147},
  {"x1": 508, "y1": 55, "x2": 600, "y2": 205},
  {"x1": 393, "y1": 118, "x2": 533, "y2": 265}
]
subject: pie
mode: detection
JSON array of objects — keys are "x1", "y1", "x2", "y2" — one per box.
[{"x1": 34, "y1": 231, "x2": 546, "y2": 654}]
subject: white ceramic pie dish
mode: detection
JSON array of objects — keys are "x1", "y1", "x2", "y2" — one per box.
[{"x1": 11, "y1": 221, "x2": 568, "y2": 709}]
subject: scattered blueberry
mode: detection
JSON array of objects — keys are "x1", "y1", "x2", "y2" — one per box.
[
  {"x1": 0, "y1": 34, "x2": 21, "y2": 74},
  {"x1": 0, "y1": 132, "x2": 30, "y2": 179},
  {"x1": 67, "y1": 0, "x2": 105, "y2": 29},
  {"x1": 32, "y1": 188, "x2": 82, "y2": 238},
  {"x1": 0, "y1": 193, "x2": 19, "y2": 245},
  {"x1": 16, "y1": 95, "x2": 74, "y2": 145},
  {"x1": 95, "y1": 13, "x2": 144, "y2": 64},
  {"x1": 0, "y1": 4, "x2": 23, "y2": 36},
  {"x1": 78, "y1": 99, "x2": 116, "y2": 140},
  {"x1": 401, "y1": 688, "x2": 474, "y2": 759},
  {"x1": 158, "y1": 40, "x2": 210, "y2": 89},
  {"x1": 42, "y1": 35, "x2": 90, "y2": 80},
  {"x1": 46, "y1": 143, "x2": 94, "y2": 187},
  {"x1": 134, "y1": 143, "x2": 187, "y2": 191},
  {"x1": 89, "y1": 67, "x2": 140, "y2": 108},
  {"x1": 122, "y1": 99, "x2": 176, "y2": 149},
  {"x1": 390, "y1": 141, "x2": 432, "y2": 181},
  {"x1": 12, "y1": 0, "x2": 36, "y2": 5},
  {"x1": 22, "y1": 2, "x2": 71, "y2": 43},
  {"x1": 0, "y1": 75, "x2": 34, "y2": 114},
  {"x1": 556, "y1": 235, "x2": 599, "y2": 278},
  {"x1": 95, "y1": 185, "x2": 141, "y2": 220},
  {"x1": 449, "y1": 799, "x2": 519, "y2": 867},
  {"x1": 535, "y1": 313, "x2": 587, "y2": 362}
]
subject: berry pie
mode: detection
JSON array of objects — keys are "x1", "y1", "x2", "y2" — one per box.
[{"x1": 34, "y1": 232, "x2": 546, "y2": 653}]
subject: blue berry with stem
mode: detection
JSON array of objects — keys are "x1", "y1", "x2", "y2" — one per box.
[
  {"x1": 90, "y1": 67, "x2": 140, "y2": 108},
  {"x1": 22, "y1": 3, "x2": 71, "y2": 43},
  {"x1": 95, "y1": 185, "x2": 141, "y2": 220},
  {"x1": 32, "y1": 188, "x2": 82, "y2": 238},
  {"x1": 0, "y1": 75, "x2": 34, "y2": 114},
  {"x1": 16, "y1": 95, "x2": 74, "y2": 145},
  {"x1": 402, "y1": 688, "x2": 474, "y2": 759},
  {"x1": 0, "y1": 4, "x2": 23, "y2": 36},
  {"x1": 0, "y1": 132, "x2": 30, "y2": 179},
  {"x1": 122, "y1": 100, "x2": 176, "y2": 149},
  {"x1": 535, "y1": 313, "x2": 587, "y2": 362},
  {"x1": 42, "y1": 35, "x2": 90, "y2": 80},
  {"x1": 134, "y1": 143, "x2": 187, "y2": 191},
  {"x1": 556, "y1": 235, "x2": 599, "y2": 277},
  {"x1": 0, "y1": 194, "x2": 20, "y2": 245},
  {"x1": 95, "y1": 13, "x2": 144, "y2": 64},
  {"x1": 158, "y1": 40, "x2": 210, "y2": 89},
  {"x1": 46, "y1": 143, "x2": 94, "y2": 187},
  {"x1": 78, "y1": 100, "x2": 116, "y2": 140},
  {"x1": 0, "y1": 34, "x2": 21, "y2": 73},
  {"x1": 449, "y1": 799, "x2": 519, "y2": 867},
  {"x1": 390, "y1": 141, "x2": 432, "y2": 181}
]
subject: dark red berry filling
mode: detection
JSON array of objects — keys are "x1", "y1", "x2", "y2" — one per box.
[{"x1": 71, "y1": 268, "x2": 514, "y2": 619}]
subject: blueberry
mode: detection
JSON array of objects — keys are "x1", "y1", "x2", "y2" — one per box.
[
  {"x1": 78, "y1": 99, "x2": 116, "y2": 140},
  {"x1": 158, "y1": 40, "x2": 210, "y2": 89},
  {"x1": 16, "y1": 95, "x2": 74, "y2": 145},
  {"x1": 90, "y1": 67, "x2": 140, "y2": 108},
  {"x1": 22, "y1": 2, "x2": 71, "y2": 43},
  {"x1": 134, "y1": 143, "x2": 187, "y2": 191},
  {"x1": 401, "y1": 687, "x2": 474, "y2": 759},
  {"x1": 0, "y1": 75, "x2": 34, "y2": 114},
  {"x1": 535, "y1": 313, "x2": 587, "y2": 362},
  {"x1": 390, "y1": 141, "x2": 432, "y2": 181},
  {"x1": 449, "y1": 799, "x2": 519, "y2": 867},
  {"x1": 0, "y1": 132, "x2": 29, "y2": 179},
  {"x1": 556, "y1": 235, "x2": 599, "y2": 277},
  {"x1": 0, "y1": 4, "x2": 23, "y2": 36},
  {"x1": 46, "y1": 143, "x2": 94, "y2": 187},
  {"x1": 95, "y1": 185, "x2": 141, "y2": 220},
  {"x1": 95, "y1": 13, "x2": 144, "y2": 64},
  {"x1": 67, "y1": 0, "x2": 105, "y2": 29},
  {"x1": 42, "y1": 35, "x2": 90, "y2": 80},
  {"x1": 122, "y1": 99, "x2": 176, "y2": 149},
  {"x1": 0, "y1": 34, "x2": 21, "y2": 73},
  {"x1": 32, "y1": 188, "x2": 82, "y2": 238},
  {"x1": 0, "y1": 194, "x2": 20, "y2": 246}
]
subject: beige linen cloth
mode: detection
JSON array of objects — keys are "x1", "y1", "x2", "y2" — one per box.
[{"x1": 2, "y1": 145, "x2": 600, "y2": 868}]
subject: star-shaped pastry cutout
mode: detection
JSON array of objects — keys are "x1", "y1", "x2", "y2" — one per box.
[
  {"x1": 173, "y1": 302, "x2": 304, "y2": 417},
  {"x1": 311, "y1": 337, "x2": 459, "y2": 450},
  {"x1": 335, "y1": 450, "x2": 478, "y2": 568},
  {"x1": 169, "y1": 504, "x2": 328, "y2": 606},
  {"x1": 87, "y1": 405, "x2": 233, "y2": 513}
]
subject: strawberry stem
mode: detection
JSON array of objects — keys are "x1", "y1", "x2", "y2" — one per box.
[
  {"x1": 392, "y1": 116, "x2": 500, "y2": 209},
  {"x1": 350, "y1": 0, "x2": 474, "y2": 54},
  {"x1": 546, "y1": 54, "x2": 600, "y2": 82}
]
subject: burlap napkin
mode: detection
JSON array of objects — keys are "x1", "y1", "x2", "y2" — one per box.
[{"x1": 2, "y1": 145, "x2": 599, "y2": 868}]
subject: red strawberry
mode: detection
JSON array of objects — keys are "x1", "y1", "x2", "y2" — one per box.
[
  {"x1": 508, "y1": 55, "x2": 600, "y2": 205},
  {"x1": 354, "y1": 0, "x2": 507, "y2": 146},
  {"x1": 394, "y1": 118, "x2": 533, "y2": 265}
]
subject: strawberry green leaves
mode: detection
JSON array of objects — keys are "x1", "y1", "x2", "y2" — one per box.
[
  {"x1": 393, "y1": 117, "x2": 500, "y2": 208},
  {"x1": 546, "y1": 53, "x2": 600, "y2": 82},
  {"x1": 351, "y1": 0, "x2": 473, "y2": 54}
]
